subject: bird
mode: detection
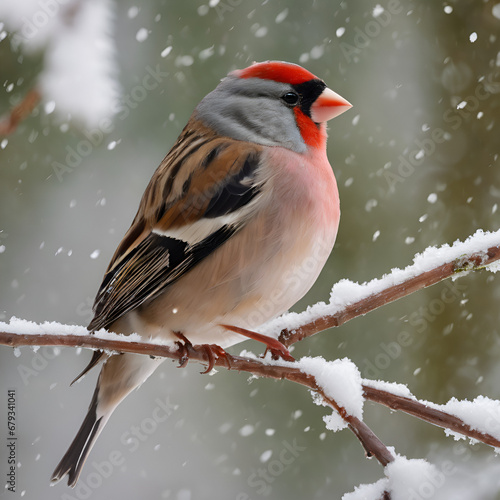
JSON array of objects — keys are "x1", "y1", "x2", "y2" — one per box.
[{"x1": 51, "y1": 60, "x2": 352, "y2": 487}]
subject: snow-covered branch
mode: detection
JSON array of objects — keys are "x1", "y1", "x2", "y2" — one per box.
[
  {"x1": 268, "y1": 229, "x2": 500, "y2": 345},
  {"x1": 0, "y1": 0, "x2": 119, "y2": 133},
  {"x1": 1, "y1": 321, "x2": 500, "y2": 450},
  {"x1": 2, "y1": 229, "x2": 500, "y2": 498},
  {"x1": 0, "y1": 323, "x2": 394, "y2": 466}
]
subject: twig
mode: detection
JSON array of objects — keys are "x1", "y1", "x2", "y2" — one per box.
[
  {"x1": 363, "y1": 385, "x2": 500, "y2": 448},
  {"x1": 346, "y1": 415, "x2": 395, "y2": 467},
  {"x1": 278, "y1": 244, "x2": 500, "y2": 346},
  {"x1": 1, "y1": 330, "x2": 499, "y2": 453},
  {"x1": 2, "y1": 234, "x2": 500, "y2": 499},
  {"x1": 0, "y1": 89, "x2": 41, "y2": 136},
  {"x1": 0, "y1": 330, "x2": 394, "y2": 466}
]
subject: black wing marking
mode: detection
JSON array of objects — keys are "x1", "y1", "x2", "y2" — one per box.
[
  {"x1": 204, "y1": 152, "x2": 261, "y2": 218},
  {"x1": 88, "y1": 133, "x2": 264, "y2": 333},
  {"x1": 88, "y1": 225, "x2": 237, "y2": 332}
]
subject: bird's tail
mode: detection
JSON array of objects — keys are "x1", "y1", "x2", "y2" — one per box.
[
  {"x1": 51, "y1": 352, "x2": 165, "y2": 487},
  {"x1": 50, "y1": 384, "x2": 111, "y2": 487}
]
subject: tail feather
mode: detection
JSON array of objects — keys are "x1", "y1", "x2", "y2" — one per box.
[
  {"x1": 51, "y1": 386, "x2": 106, "y2": 487},
  {"x1": 70, "y1": 350, "x2": 106, "y2": 386},
  {"x1": 51, "y1": 353, "x2": 165, "y2": 486}
]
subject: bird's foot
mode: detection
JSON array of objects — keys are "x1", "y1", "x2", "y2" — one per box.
[
  {"x1": 200, "y1": 344, "x2": 228, "y2": 374},
  {"x1": 219, "y1": 324, "x2": 294, "y2": 362},
  {"x1": 173, "y1": 332, "x2": 193, "y2": 368},
  {"x1": 174, "y1": 332, "x2": 229, "y2": 373}
]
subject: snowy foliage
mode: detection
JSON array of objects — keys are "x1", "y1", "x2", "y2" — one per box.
[{"x1": 0, "y1": 0, "x2": 119, "y2": 127}]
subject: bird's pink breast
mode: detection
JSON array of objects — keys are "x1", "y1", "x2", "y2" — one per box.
[
  {"x1": 124, "y1": 144, "x2": 341, "y2": 348},
  {"x1": 266, "y1": 144, "x2": 340, "y2": 237}
]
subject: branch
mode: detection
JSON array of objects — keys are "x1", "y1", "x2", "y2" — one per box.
[
  {"x1": 276, "y1": 233, "x2": 500, "y2": 346},
  {"x1": 1, "y1": 329, "x2": 499, "y2": 452},
  {"x1": 363, "y1": 385, "x2": 500, "y2": 448},
  {"x1": 0, "y1": 89, "x2": 41, "y2": 135},
  {"x1": 2, "y1": 230, "x2": 500, "y2": 497},
  {"x1": 0, "y1": 328, "x2": 394, "y2": 467}
]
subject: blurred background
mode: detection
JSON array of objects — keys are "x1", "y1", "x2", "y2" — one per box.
[{"x1": 1, "y1": 0, "x2": 500, "y2": 498}]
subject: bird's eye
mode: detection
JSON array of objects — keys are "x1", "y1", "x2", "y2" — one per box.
[{"x1": 281, "y1": 92, "x2": 300, "y2": 106}]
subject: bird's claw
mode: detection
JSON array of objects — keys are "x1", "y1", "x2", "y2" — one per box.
[
  {"x1": 220, "y1": 324, "x2": 295, "y2": 362},
  {"x1": 174, "y1": 332, "x2": 193, "y2": 368},
  {"x1": 264, "y1": 346, "x2": 295, "y2": 362},
  {"x1": 200, "y1": 344, "x2": 228, "y2": 374}
]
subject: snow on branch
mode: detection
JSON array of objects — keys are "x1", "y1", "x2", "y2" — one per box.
[
  {"x1": 2, "y1": 229, "x2": 500, "y2": 498},
  {"x1": 344, "y1": 455, "x2": 444, "y2": 500},
  {"x1": 268, "y1": 228, "x2": 500, "y2": 345},
  {"x1": 0, "y1": 322, "x2": 395, "y2": 468},
  {"x1": 1, "y1": 323, "x2": 499, "y2": 452},
  {"x1": 0, "y1": 0, "x2": 119, "y2": 133}
]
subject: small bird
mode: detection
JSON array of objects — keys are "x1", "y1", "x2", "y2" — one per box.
[{"x1": 51, "y1": 60, "x2": 351, "y2": 486}]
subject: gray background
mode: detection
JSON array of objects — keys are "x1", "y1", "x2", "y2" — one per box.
[{"x1": 1, "y1": 1, "x2": 500, "y2": 499}]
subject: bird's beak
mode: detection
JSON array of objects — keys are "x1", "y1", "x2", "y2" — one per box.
[{"x1": 310, "y1": 87, "x2": 352, "y2": 123}]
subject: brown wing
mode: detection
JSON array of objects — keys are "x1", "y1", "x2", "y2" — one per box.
[{"x1": 88, "y1": 116, "x2": 264, "y2": 332}]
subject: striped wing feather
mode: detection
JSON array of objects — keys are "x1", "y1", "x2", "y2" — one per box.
[{"x1": 88, "y1": 117, "x2": 263, "y2": 332}]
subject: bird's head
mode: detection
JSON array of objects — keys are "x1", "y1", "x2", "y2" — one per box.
[{"x1": 195, "y1": 60, "x2": 352, "y2": 153}]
